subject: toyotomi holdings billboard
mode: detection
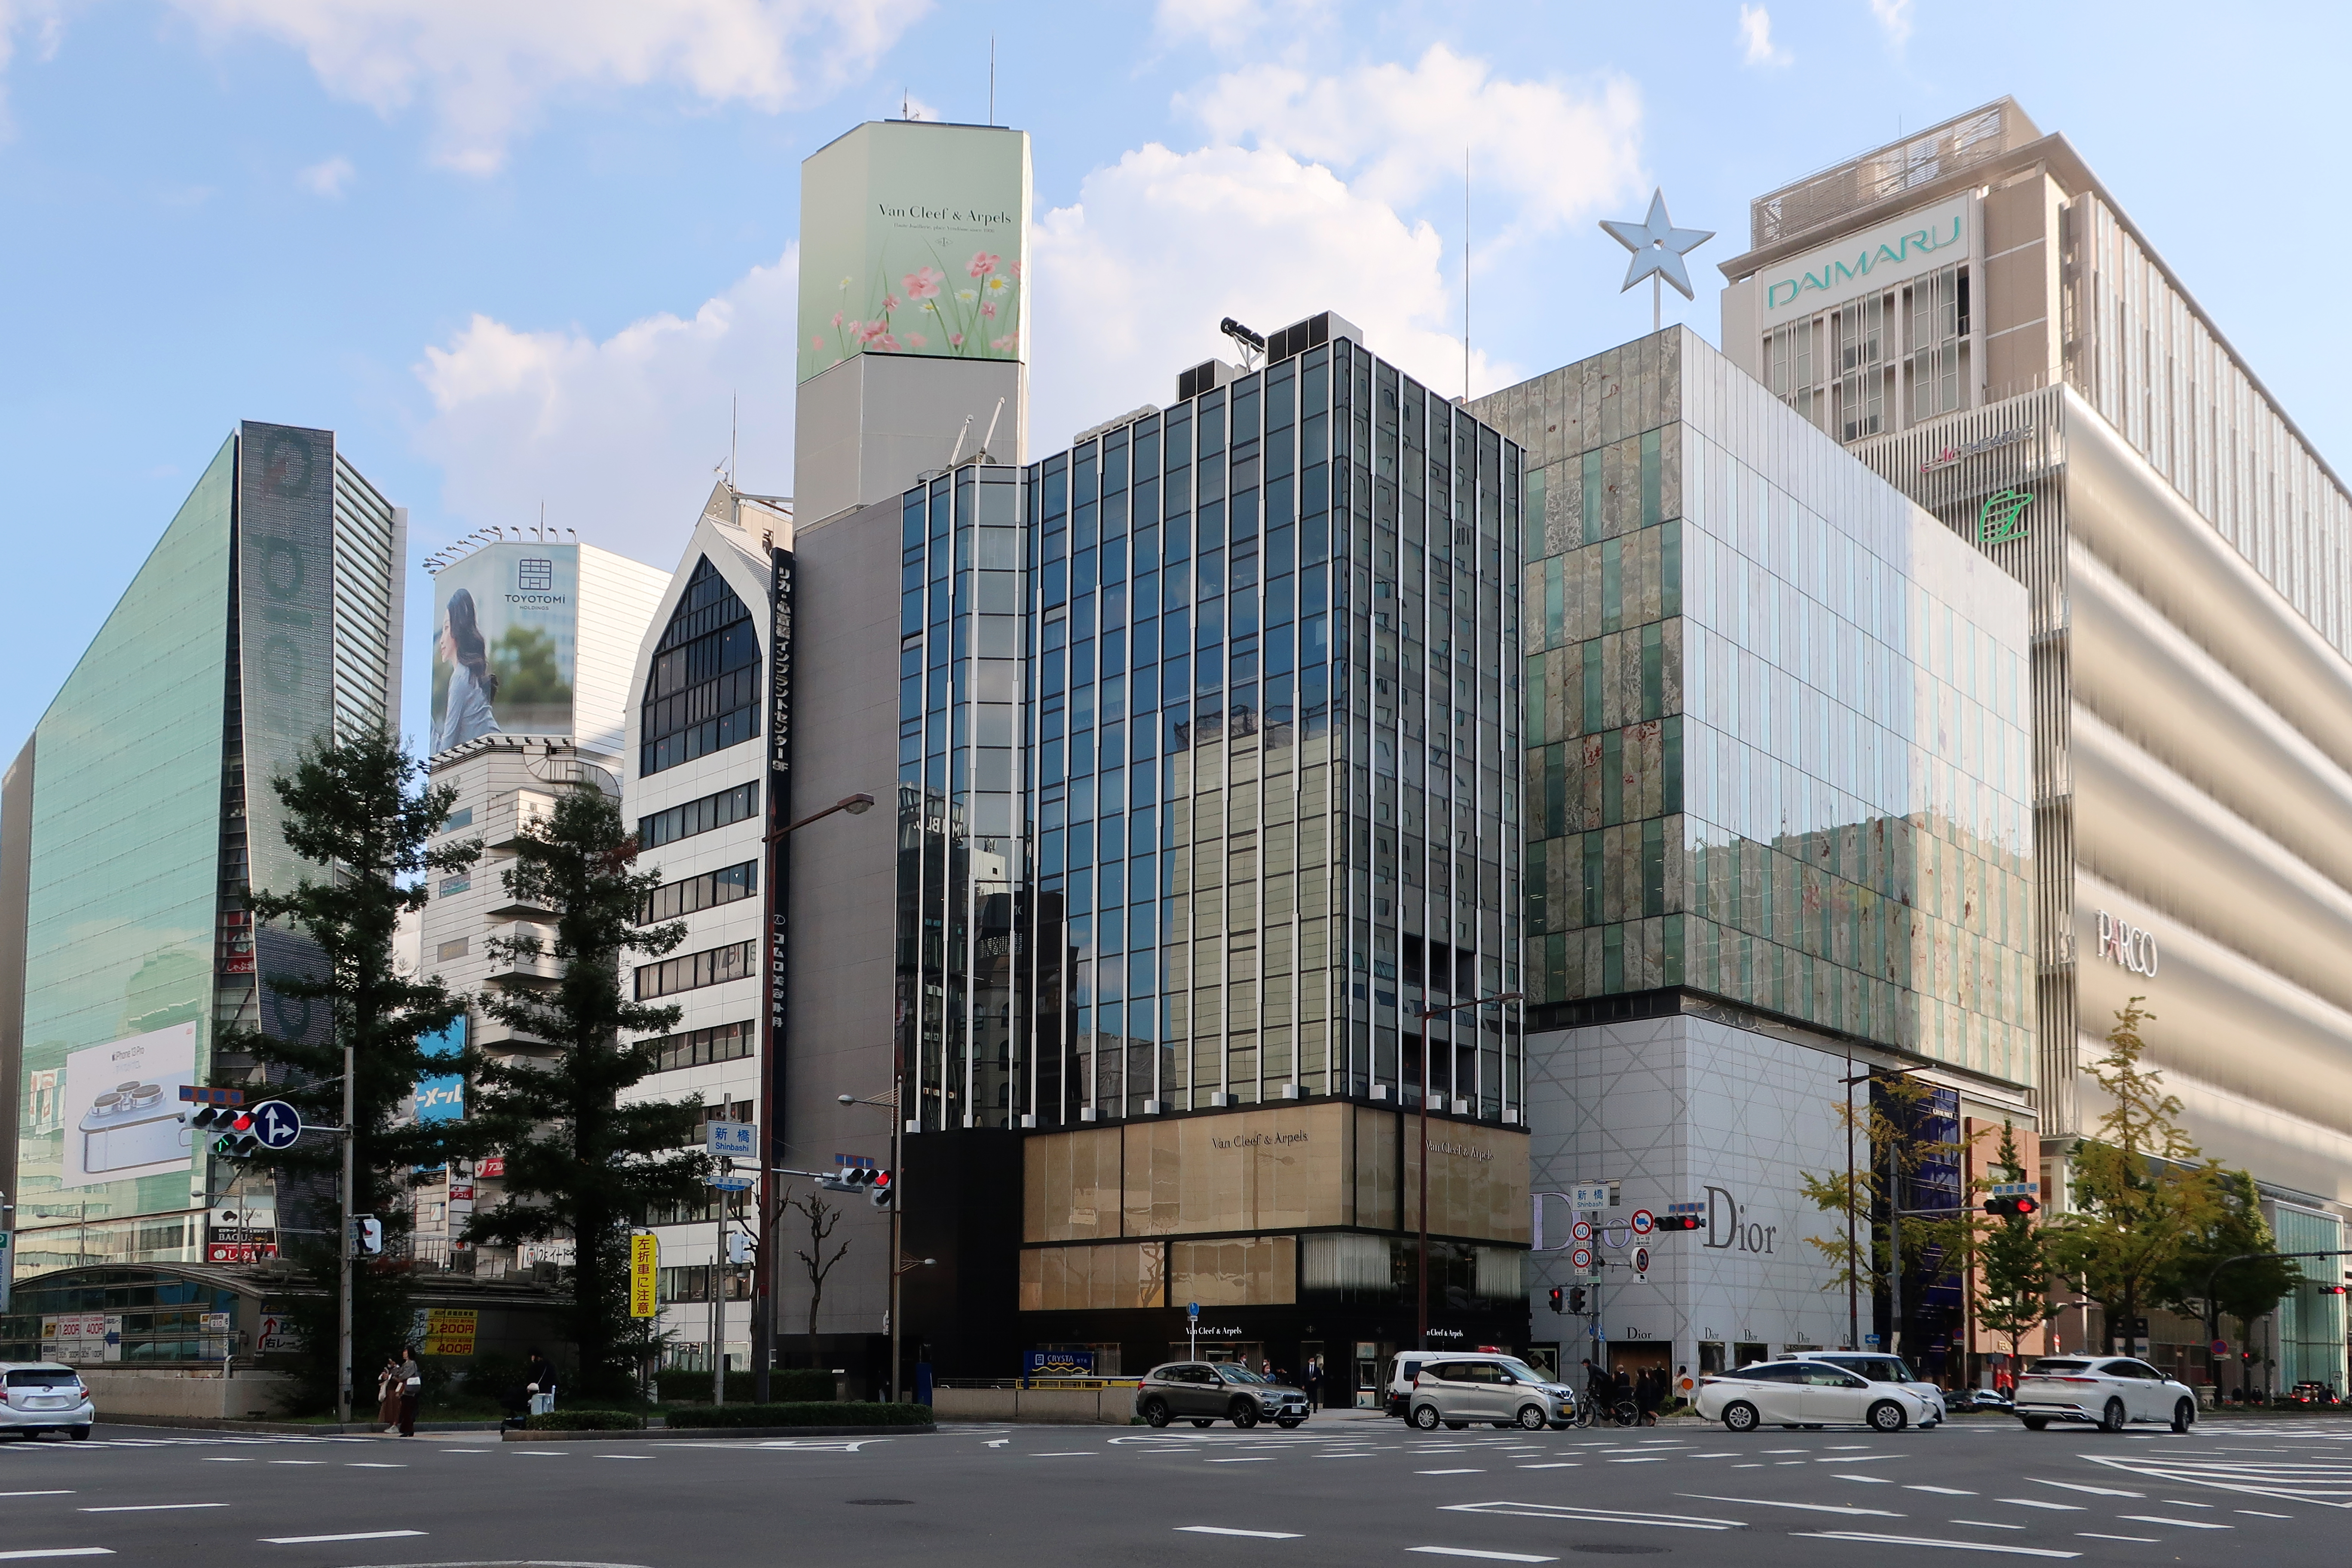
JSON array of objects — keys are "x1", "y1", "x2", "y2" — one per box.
[
  {"x1": 429, "y1": 542, "x2": 579, "y2": 756},
  {"x1": 796, "y1": 120, "x2": 1031, "y2": 383}
]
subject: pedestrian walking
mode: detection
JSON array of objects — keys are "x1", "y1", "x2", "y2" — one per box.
[
  {"x1": 1635, "y1": 1368, "x2": 1660, "y2": 1426},
  {"x1": 1304, "y1": 1357, "x2": 1323, "y2": 1410},
  {"x1": 375, "y1": 1351, "x2": 402, "y2": 1434},
  {"x1": 396, "y1": 1347, "x2": 422, "y2": 1437}
]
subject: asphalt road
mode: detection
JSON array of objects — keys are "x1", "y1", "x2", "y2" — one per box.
[{"x1": 4, "y1": 1409, "x2": 2347, "y2": 1567}]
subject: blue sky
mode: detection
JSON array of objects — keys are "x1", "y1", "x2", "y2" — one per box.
[{"x1": 3, "y1": 0, "x2": 2343, "y2": 754}]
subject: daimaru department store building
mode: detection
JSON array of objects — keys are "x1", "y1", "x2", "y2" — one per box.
[{"x1": 1720, "y1": 99, "x2": 2352, "y2": 1385}]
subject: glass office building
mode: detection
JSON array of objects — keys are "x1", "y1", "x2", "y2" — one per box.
[
  {"x1": 0, "y1": 423, "x2": 403, "y2": 1283},
  {"x1": 885, "y1": 315, "x2": 1533, "y2": 1390},
  {"x1": 1476, "y1": 329, "x2": 2034, "y2": 1376}
]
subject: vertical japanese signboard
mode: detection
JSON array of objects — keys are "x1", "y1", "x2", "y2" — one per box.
[{"x1": 630, "y1": 1231, "x2": 659, "y2": 1318}]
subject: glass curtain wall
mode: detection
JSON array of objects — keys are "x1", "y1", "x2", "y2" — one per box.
[
  {"x1": 1519, "y1": 337, "x2": 2034, "y2": 1082},
  {"x1": 898, "y1": 467, "x2": 1024, "y2": 1131},
  {"x1": 1021, "y1": 340, "x2": 1525, "y2": 1129}
]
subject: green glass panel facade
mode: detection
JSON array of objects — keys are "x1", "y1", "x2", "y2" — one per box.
[
  {"x1": 1488, "y1": 330, "x2": 2035, "y2": 1082},
  {"x1": 2274, "y1": 1204, "x2": 2346, "y2": 1395},
  {"x1": 16, "y1": 437, "x2": 233, "y2": 1266}
]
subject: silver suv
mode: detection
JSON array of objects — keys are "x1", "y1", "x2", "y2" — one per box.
[
  {"x1": 1135, "y1": 1362, "x2": 1311, "y2": 1429},
  {"x1": 1407, "y1": 1354, "x2": 1576, "y2": 1431}
]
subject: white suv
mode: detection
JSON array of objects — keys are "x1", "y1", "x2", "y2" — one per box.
[
  {"x1": 0, "y1": 1365, "x2": 93, "y2": 1439},
  {"x1": 1384, "y1": 1351, "x2": 1495, "y2": 1417},
  {"x1": 2015, "y1": 1356, "x2": 2196, "y2": 1433}
]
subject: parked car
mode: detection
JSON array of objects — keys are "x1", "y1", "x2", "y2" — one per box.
[
  {"x1": 2013, "y1": 1356, "x2": 2196, "y2": 1433},
  {"x1": 1694, "y1": 1359, "x2": 1938, "y2": 1433},
  {"x1": 0, "y1": 1365, "x2": 92, "y2": 1440},
  {"x1": 1800, "y1": 1353, "x2": 1948, "y2": 1426},
  {"x1": 1135, "y1": 1362, "x2": 1311, "y2": 1429},
  {"x1": 1383, "y1": 1351, "x2": 1495, "y2": 1418},
  {"x1": 1406, "y1": 1355, "x2": 1577, "y2": 1431},
  {"x1": 1948, "y1": 1387, "x2": 2013, "y2": 1415}
]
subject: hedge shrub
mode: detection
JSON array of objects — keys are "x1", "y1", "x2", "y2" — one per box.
[
  {"x1": 655, "y1": 1369, "x2": 836, "y2": 1405},
  {"x1": 660, "y1": 1401, "x2": 932, "y2": 1429},
  {"x1": 524, "y1": 1409, "x2": 646, "y2": 1431}
]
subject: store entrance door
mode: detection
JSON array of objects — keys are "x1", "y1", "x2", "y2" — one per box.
[{"x1": 1354, "y1": 1341, "x2": 1387, "y2": 1409}]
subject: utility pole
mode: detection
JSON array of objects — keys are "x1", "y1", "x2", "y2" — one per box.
[{"x1": 337, "y1": 1040, "x2": 354, "y2": 1425}]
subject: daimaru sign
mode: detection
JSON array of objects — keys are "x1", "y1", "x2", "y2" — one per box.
[{"x1": 1761, "y1": 195, "x2": 1970, "y2": 321}]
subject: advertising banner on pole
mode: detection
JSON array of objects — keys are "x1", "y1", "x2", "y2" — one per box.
[{"x1": 630, "y1": 1232, "x2": 659, "y2": 1318}]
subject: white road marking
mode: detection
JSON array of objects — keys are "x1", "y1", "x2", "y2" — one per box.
[
  {"x1": 2074, "y1": 1534, "x2": 2158, "y2": 1544},
  {"x1": 1441, "y1": 1502, "x2": 1743, "y2": 1533},
  {"x1": 594, "y1": 1455, "x2": 652, "y2": 1461},
  {"x1": 1677, "y1": 1494, "x2": 1899, "y2": 1517},
  {"x1": 259, "y1": 1531, "x2": 426, "y2": 1545},
  {"x1": 345, "y1": 1463, "x2": 405, "y2": 1469},
  {"x1": 0, "y1": 1552, "x2": 112, "y2": 1561},
  {"x1": 1417, "y1": 1469, "x2": 1485, "y2": 1475},
  {"x1": 1516, "y1": 1464, "x2": 1576, "y2": 1470},
  {"x1": 1907, "y1": 1487, "x2": 1976, "y2": 1496},
  {"x1": 2235, "y1": 1509, "x2": 2293, "y2": 1518},
  {"x1": 1029, "y1": 1452, "x2": 1096, "y2": 1458},
  {"x1": 2027, "y1": 1480, "x2": 2139, "y2": 1498},
  {"x1": 0, "y1": 1493, "x2": 73, "y2": 1498},
  {"x1": 2159, "y1": 1499, "x2": 2211, "y2": 1508},
  {"x1": 2116, "y1": 1515, "x2": 2230, "y2": 1529},
  {"x1": 1210, "y1": 1458, "x2": 1276, "y2": 1464},
  {"x1": 1997, "y1": 1499, "x2": 2082, "y2": 1511},
  {"x1": 1407, "y1": 1549, "x2": 1556, "y2": 1562},
  {"x1": 1176, "y1": 1526, "x2": 1302, "y2": 1539},
  {"x1": 1789, "y1": 1530, "x2": 2079, "y2": 1558},
  {"x1": 80, "y1": 1504, "x2": 227, "y2": 1513},
  {"x1": 1834, "y1": 1475, "x2": 1894, "y2": 1484},
  {"x1": 985, "y1": 1439, "x2": 1008, "y2": 1448},
  {"x1": 200, "y1": 1459, "x2": 254, "y2": 1464}
]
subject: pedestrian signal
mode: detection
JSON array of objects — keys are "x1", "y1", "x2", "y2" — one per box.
[{"x1": 1548, "y1": 1286, "x2": 1564, "y2": 1314}]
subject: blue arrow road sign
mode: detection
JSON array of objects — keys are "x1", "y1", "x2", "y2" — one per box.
[
  {"x1": 1188, "y1": 1302, "x2": 1199, "y2": 1320},
  {"x1": 250, "y1": 1100, "x2": 303, "y2": 1151},
  {"x1": 710, "y1": 1174, "x2": 754, "y2": 1193}
]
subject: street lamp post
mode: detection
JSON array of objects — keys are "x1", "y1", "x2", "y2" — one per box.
[
  {"x1": 753, "y1": 790, "x2": 875, "y2": 1408},
  {"x1": 1414, "y1": 989, "x2": 1522, "y2": 1350}
]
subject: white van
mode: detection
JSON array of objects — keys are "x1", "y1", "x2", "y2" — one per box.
[{"x1": 1384, "y1": 1351, "x2": 1492, "y2": 1417}]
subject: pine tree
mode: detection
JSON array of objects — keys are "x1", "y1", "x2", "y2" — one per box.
[
  {"x1": 2044, "y1": 998, "x2": 2220, "y2": 1354},
  {"x1": 462, "y1": 783, "x2": 711, "y2": 1403},
  {"x1": 1973, "y1": 1121, "x2": 2058, "y2": 1359},
  {"x1": 224, "y1": 727, "x2": 478, "y2": 1413}
]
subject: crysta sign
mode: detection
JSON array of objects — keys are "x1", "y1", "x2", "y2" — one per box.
[{"x1": 1761, "y1": 196, "x2": 1969, "y2": 321}]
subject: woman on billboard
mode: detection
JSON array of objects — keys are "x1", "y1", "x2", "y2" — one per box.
[{"x1": 433, "y1": 587, "x2": 501, "y2": 753}]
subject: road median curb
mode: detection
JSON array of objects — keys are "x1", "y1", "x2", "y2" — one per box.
[{"x1": 503, "y1": 1422, "x2": 937, "y2": 1442}]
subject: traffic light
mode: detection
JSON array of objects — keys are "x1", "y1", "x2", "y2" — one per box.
[
  {"x1": 1548, "y1": 1286, "x2": 1564, "y2": 1314},
  {"x1": 1654, "y1": 1214, "x2": 1703, "y2": 1232},
  {"x1": 725, "y1": 1229, "x2": 753, "y2": 1265},
  {"x1": 211, "y1": 1110, "x2": 260, "y2": 1160},
  {"x1": 1566, "y1": 1286, "x2": 1587, "y2": 1314},
  {"x1": 1984, "y1": 1181, "x2": 2040, "y2": 1218},
  {"x1": 352, "y1": 1216, "x2": 383, "y2": 1257},
  {"x1": 2242, "y1": 1348, "x2": 2257, "y2": 1366},
  {"x1": 2320, "y1": 1284, "x2": 2348, "y2": 1295},
  {"x1": 868, "y1": 1169, "x2": 894, "y2": 1210}
]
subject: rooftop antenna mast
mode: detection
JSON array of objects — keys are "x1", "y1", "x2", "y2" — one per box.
[
  {"x1": 731, "y1": 393, "x2": 738, "y2": 488},
  {"x1": 1463, "y1": 147, "x2": 1471, "y2": 402},
  {"x1": 989, "y1": 34, "x2": 996, "y2": 126}
]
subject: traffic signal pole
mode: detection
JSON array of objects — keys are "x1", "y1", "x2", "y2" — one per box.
[{"x1": 337, "y1": 1041, "x2": 354, "y2": 1425}]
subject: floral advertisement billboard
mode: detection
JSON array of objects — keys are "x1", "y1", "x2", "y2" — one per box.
[
  {"x1": 428, "y1": 542, "x2": 579, "y2": 756},
  {"x1": 796, "y1": 120, "x2": 1031, "y2": 384}
]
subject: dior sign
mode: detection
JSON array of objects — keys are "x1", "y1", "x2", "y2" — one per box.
[
  {"x1": 2093, "y1": 911, "x2": 2159, "y2": 978},
  {"x1": 1702, "y1": 1186, "x2": 1778, "y2": 1254}
]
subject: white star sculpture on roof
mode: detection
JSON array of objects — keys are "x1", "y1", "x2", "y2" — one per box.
[{"x1": 1599, "y1": 188, "x2": 1715, "y2": 301}]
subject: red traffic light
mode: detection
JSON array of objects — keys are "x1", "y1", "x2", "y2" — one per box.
[
  {"x1": 231, "y1": 1112, "x2": 253, "y2": 1132},
  {"x1": 1653, "y1": 1214, "x2": 1703, "y2": 1232}
]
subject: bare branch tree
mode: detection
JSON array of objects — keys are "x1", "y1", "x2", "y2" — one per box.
[{"x1": 787, "y1": 1187, "x2": 852, "y2": 1375}]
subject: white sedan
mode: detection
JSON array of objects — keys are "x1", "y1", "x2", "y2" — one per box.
[
  {"x1": 1695, "y1": 1360, "x2": 1940, "y2": 1433},
  {"x1": 2014, "y1": 1356, "x2": 2197, "y2": 1433}
]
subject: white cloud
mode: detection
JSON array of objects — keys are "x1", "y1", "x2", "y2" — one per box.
[
  {"x1": 1028, "y1": 142, "x2": 1515, "y2": 446},
  {"x1": 1739, "y1": 5, "x2": 1790, "y2": 67},
  {"x1": 0, "y1": 0, "x2": 66, "y2": 138},
  {"x1": 297, "y1": 154, "x2": 355, "y2": 196},
  {"x1": 1177, "y1": 45, "x2": 1644, "y2": 249},
  {"x1": 1151, "y1": 0, "x2": 1331, "y2": 54},
  {"x1": 166, "y1": 0, "x2": 929, "y2": 175},
  {"x1": 1869, "y1": 0, "x2": 1913, "y2": 48},
  {"x1": 413, "y1": 245, "x2": 800, "y2": 567}
]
